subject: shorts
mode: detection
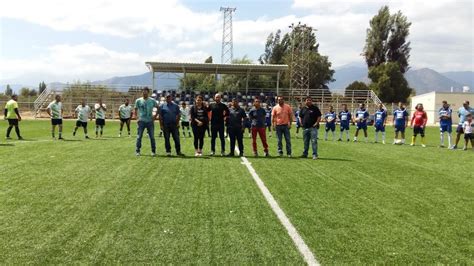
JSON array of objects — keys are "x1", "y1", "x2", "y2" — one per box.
[
  {"x1": 51, "y1": 119, "x2": 63, "y2": 125},
  {"x1": 375, "y1": 123, "x2": 385, "y2": 132},
  {"x1": 96, "y1": 119, "x2": 105, "y2": 126},
  {"x1": 356, "y1": 122, "x2": 367, "y2": 130},
  {"x1": 456, "y1": 124, "x2": 464, "y2": 134},
  {"x1": 440, "y1": 124, "x2": 452, "y2": 133},
  {"x1": 120, "y1": 118, "x2": 131, "y2": 123},
  {"x1": 181, "y1": 121, "x2": 190, "y2": 127},
  {"x1": 76, "y1": 121, "x2": 87, "y2": 128},
  {"x1": 7, "y1": 119, "x2": 19, "y2": 126},
  {"x1": 265, "y1": 119, "x2": 272, "y2": 127},
  {"x1": 413, "y1": 126, "x2": 425, "y2": 137},
  {"x1": 395, "y1": 124, "x2": 406, "y2": 133},
  {"x1": 464, "y1": 133, "x2": 473, "y2": 140},
  {"x1": 340, "y1": 123, "x2": 350, "y2": 131},
  {"x1": 325, "y1": 123, "x2": 335, "y2": 132}
]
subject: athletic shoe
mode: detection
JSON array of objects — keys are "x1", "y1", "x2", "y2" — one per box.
[
  {"x1": 450, "y1": 145, "x2": 457, "y2": 150},
  {"x1": 195, "y1": 152, "x2": 199, "y2": 157},
  {"x1": 73, "y1": 131, "x2": 76, "y2": 136},
  {"x1": 210, "y1": 151, "x2": 215, "y2": 156},
  {"x1": 58, "y1": 137, "x2": 64, "y2": 140},
  {"x1": 463, "y1": 147, "x2": 467, "y2": 151},
  {"x1": 421, "y1": 144, "x2": 426, "y2": 148},
  {"x1": 6, "y1": 137, "x2": 12, "y2": 140},
  {"x1": 151, "y1": 152, "x2": 156, "y2": 157},
  {"x1": 221, "y1": 152, "x2": 226, "y2": 157},
  {"x1": 226, "y1": 153, "x2": 235, "y2": 157},
  {"x1": 300, "y1": 154, "x2": 307, "y2": 158},
  {"x1": 337, "y1": 138, "x2": 342, "y2": 141},
  {"x1": 166, "y1": 152, "x2": 171, "y2": 157},
  {"x1": 253, "y1": 152, "x2": 258, "y2": 157},
  {"x1": 264, "y1": 152, "x2": 270, "y2": 157},
  {"x1": 278, "y1": 152, "x2": 283, "y2": 157},
  {"x1": 135, "y1": 152, "x2": 141, "y2": 156},
  {"x1": 119, "y1": 133, "x2": 121, "y2": 137},
  {"x1": 18, "y1": 137, "x2": 24, "y2": 140},
  {"x1": 382, "y1": 140, "x2": 385, "y2": 144},
  {"x1": 312, "y1": 155, "x2": 318, "y2": 160},
  {"x1": 177, "y1": 152, "x2": 185, "y2": 157},
  {"x1": 239, "y1": 152, "x2": 243, "y2": 157},
  {"x1": 410, "y1": 143, "x2": 414, "y2": 146},
  {"x1": 287, "y1": 154, "x2": 292, "y2": 158},
  {"x1": 85, "y1": 136, "x2": 90, "y2": 139}
]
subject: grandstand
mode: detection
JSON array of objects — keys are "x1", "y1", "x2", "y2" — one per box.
[{"x1": 33, "y1": 62, "x2": 383, "y2": 118}]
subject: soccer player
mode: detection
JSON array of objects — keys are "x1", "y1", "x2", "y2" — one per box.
[
  {"x1": 438, "y1": 100, "x2": 452, "y2": 148},
  {"x1": 47, "y1": 95, "x2": 64, "y2": 140},
  {"x1": 134, "y1": 87, "x2": 158, "y2": 156},
  {"x1": 209, "y1": 93, "x2": 229, "y2": 156},
  {"x1": 118, "y1": 99, "x2": 132, "y2": 137},
  {"x1": 94, "y1": 99, "x2": 107, "y2": 138},
  {"x1": 272, "y1": 96, "x2": 293, "y2": 157},
  {"x1": 227, "y1": 98, "x2": 247, "y2": 157},
  {"x1": 249, "y1": 97, "x2": 269, "y2": 157},
  {"x1": 299, "y1": 96, "x2": 322, "y2": 160},
  {"x1": 324, "y1": 105, "x2": 336, "y2": 141},
  {"x1": 4, "y1": 94, "x2": 23, "y2": 140},
  {"x1": 452, "y1": 100, "x2": 474, "y2": 149},
  {"x1": 264, "y1": 104, "x2": 273, "y2": 137},
  {"x1": 295, "y1": 103, "x2": 302, "y2": 138},
  {"x1": 180, "y1": 102, "x2": 192, "y2": 138},
  {"x1": 73, "y1": 99, "x2": 91, "y2": 138},
  {"x1": 392, "y1": 102, "x2": 409, "y2": 144},
  {"x1": 159, "y1": 94, "x2": 184, "y2": 156},
  {"x1": 373, "y1": 103, "x2": 387, "y2": 144},
  {"x1": 338, "y1": 104, "x2": 352, "y2": 141},
  {"x1": 244, "y1": 106, "x2": 252, "y2": 138},
  {"x1": 410, "y1": 103, "x2": 428, "y2": 147},
  {"x1": 461, "y1": 113, "x2": 473, "y2": 150},
  {"x1": 354, "y1": 103, "x2": 369, "y2": 142},
  {"x1": 190, "y1": 95, "x2": 210, "y2": 156}
]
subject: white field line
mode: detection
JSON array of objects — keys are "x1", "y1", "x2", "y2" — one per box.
[{"x1": 231, "y1": 140, "x2": 319, "y2": 266}]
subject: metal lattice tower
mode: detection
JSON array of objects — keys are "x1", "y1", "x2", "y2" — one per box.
[
  {"x1": 289, "y1": 23, "x2": 312, "y2": 103},
  {"x1": 220, "y1": 7, "x2": 236, "y2": 64}
]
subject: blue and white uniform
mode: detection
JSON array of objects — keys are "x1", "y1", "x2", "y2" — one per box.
[
  {"x1": 438, "y1": 107, "x2": 452, "y2": 133},
  {"x1": 456, "y1": 106, "x2": 474, "y2": 133},
  {"x1": 265, "y1": 107, "x2": 272, "y2": 127},
  {"x1": 324, "y1": 111, "x2": 337, "y2": 132},
  {"x1": 374, "y1": 109, "x2": 387, "y2": 132},
  {"x1": 393, "y1": 108, "x2": 409, "y2": 133},
  {"x1": 338, "y1": 110, "x2": 352, "y2": 131},
  {"x1": 355, "y1": 108, "x2": 369, "y2": 130},
  {"x1": 295, "y1": 110, "x2": 301, "y2": 128}
]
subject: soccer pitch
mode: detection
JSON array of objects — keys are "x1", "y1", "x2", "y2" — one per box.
[{"x1": 1, "y1": 120, "x2": 472, "y2": 264}]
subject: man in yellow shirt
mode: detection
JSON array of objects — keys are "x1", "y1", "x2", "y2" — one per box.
[{"x1": 4, "y1": 94, "x2": 23, "y2": 140}]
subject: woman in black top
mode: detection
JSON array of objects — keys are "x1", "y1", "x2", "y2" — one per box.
[{"x1": 190, "y1": 95, "x2": 210, "y2": 156}]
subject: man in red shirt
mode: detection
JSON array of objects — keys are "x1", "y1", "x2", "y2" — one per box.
[{"x1": 410, "y1": 103, "x2": 428, "y2": 147}]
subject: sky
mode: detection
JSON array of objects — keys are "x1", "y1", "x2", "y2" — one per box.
[{"x1": 0, "y1": 0, "x2": 472, "y2": 85}]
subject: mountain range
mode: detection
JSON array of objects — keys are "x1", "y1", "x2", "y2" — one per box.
[{"x1": 1, "y1": 64, "x2": 472, "y2": 96}]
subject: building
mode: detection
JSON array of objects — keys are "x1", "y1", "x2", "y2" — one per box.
[{"x1": 411, "y1": 91, "x2": 474, "y2": 125}]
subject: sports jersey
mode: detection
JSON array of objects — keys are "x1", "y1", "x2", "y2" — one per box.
[
  {"x1": 180, "y1": 106, "x2": 190, "y2": 122},
  {"x1": 47, "y1": 101, "x2": 62, "y2": 119},
  {"x1": 338, "y1": 110, "x2": 352, "y2": 124},
  {"x1": 374, "y1": 109, "x2": 387, "y2": 124},
  {"x1": 75, "y1": 105, "x2": 91, "y2": 122},
  {"x1": 412, "y1": 110, "x2": 427, "y2": 127},
  {"x1": 355, "y1": 108, "x2": 369, "y2": 123},
  {"x1": 295, "y1": 110, "x2": 301, "y2": 126},
  {"x1": 324, "y1": 111, "x2": 336, "y2": 125},
  {"x1": 463, "y1": 121, "x2": 473, "y2": 134},
  {"x1": 458, "y1": 106, "x2": 474, "y2": 124},
  {"x1": 135, "y1": 97, "x2": 157, "y2": 123},
  {"x1": 95, "y1": 103, "x2": 107, "y2": 119},
  {"x1": 438, "y1": 107, "x2": 452, "y2": 126},
  {"x1": 249, "y1": 107, "x2": 266, "y2": 128},
  {"x1": 5, "y1": 99, "x2": 18, "y2": 119},
  {"x1": 119, "y1": 104, "x2": 132, "y2": 119},
  {"x1": 393, "y1": 108, "x2": 409, "y2": 126}
]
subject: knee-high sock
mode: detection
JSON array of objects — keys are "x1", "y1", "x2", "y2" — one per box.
[{"x1": 440, "y1": 132, "x2": 444, "y2": 145}]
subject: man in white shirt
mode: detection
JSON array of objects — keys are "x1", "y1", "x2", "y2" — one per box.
[
  {"x1": 47, "y1": 95, "x2": 64, "y2": 140},
  {"x1": 94, "y1": 98, "x2": 107, "y2": 138},
  {"x1": 180, "y1": 102, "x2": 191, "y2": 137},
  {"x1": 118, "y1": 99, "x2": 133, "y2": 137},
  {"x1": 73, "y1": 99, "x2": 91, "y2": 139}
]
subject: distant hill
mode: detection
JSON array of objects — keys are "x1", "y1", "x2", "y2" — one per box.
[
  {"x1": 93, "y1": 72, "x2": 180, "y2": 90},
  {"x1": 405, "y1": 68, "x2": 462, "y2": 94},
  {"x1": 328, "y1": 63, "x2": 469, "y2": 95},
  {"x1": 441, "y1": 71, "x2": 474, "y2": 89}
]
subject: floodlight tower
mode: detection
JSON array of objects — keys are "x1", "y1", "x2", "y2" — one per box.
[
  {"x1": 220, "y1": 7, "x2": 236, "y2": 64},
  {"x1": 289, "y1": 22, "x2": 313, "y2": 103}
]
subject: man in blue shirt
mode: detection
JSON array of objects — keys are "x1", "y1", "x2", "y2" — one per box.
[
  {"x1": 338, "y1": 104, "x2": 352, "y2": 141},
  {"x1": 354, "y1": 103, "x2": 369, "y2": 142},
  {"x1": 324, "y1": 105, "x2": 337, "y2": 141},
  {"x1": 249, "y1": 97, "x2": 269, "y2": 157},
  {"x1": 159, "y1": 94, "x2": 184, "y2": 156},
  {"x1": 373, "y1": 103, "x2": 387, "y2": 144},
  {"x1": 438, "y1": 100, "x2": 452, "y2": 148},
  {"x1": 134, "y1": 87, "x2": 158, "y2": 156},
  {"x1": 265, "y1": 105, "x2": 273, "y2": 137},
  {"x1": 227, "y1": 98, "x2": 247, "y2": 157},
  {"x1": 452, "y1": 100, "x2": 474, "y2": 149},
  {"x1": 392, "y1": 102, "x2": 409, "y2": 144}
]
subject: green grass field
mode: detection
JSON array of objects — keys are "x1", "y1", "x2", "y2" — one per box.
[{"x1": 1, "y1": 120, "x2": 473, "y2": 264}]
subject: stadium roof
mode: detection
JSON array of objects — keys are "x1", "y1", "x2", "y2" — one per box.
[{"x1": 145, "y1": 62, "x2": 288, "y2": 75}]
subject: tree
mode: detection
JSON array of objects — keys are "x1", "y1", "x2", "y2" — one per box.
[
  {"x1": 345, "y1": 81, "x2": 369, "y2": 91},
  {"x1": 179, "y1": 57, "x2": 217, "y2": 92},
  {"x1": 39, "y1": 81, "x2": 47, "y2": 94},
  {"x1": 368, "y1": 62, "x2": 412, "y2": 103},
  {"x1": 29, "y1": 89, "x2": 38, "y2": 96},
  {"x1": 363, "y1": 5, "x2": 412, "y2": 102},
  {"x1": 204, "y1": 56, "x2": 213, "y2": 63},
  {"x1": 5, "y1": 84, "x2": 13, "y2": 96},
  {"x1": 259, "y1": 30, "x2": 290, "y2": 65},
  {"x1": 20, "y1": 87, "x2": 31, "y2": 97}
]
